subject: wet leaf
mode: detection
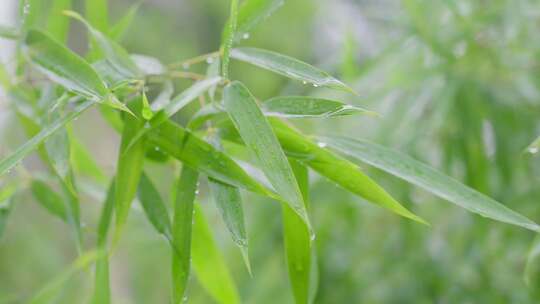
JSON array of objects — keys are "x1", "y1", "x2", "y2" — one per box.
[
  {"x1": 231, "y1": 48, "x2": 355, "y2": 93},
  {"x1": 263, "y1": 96, "x2": 376, "y2": 118},
  {"x1": 322, "y1": 136, "x2": 540, "y2": 231},
  {"x1": 171, "y1": 166, "x2": 199, "y2": 303},
  {"x1": 224, "y1": 81, "x2": 311, "y2": 231}
]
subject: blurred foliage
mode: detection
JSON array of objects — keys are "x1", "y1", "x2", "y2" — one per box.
[{"x1": 1, "y1": 0, "x2": 540, "y2": 303}]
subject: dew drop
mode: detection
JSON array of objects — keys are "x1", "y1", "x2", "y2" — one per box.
[
  {"x1": 183, "y1": 296, "x2": 188, "y2": 302},
  {"x1": 242, "y1": 33, "x2": 250, "y2": 40},
  {"x1": 302, "y1": 81, "x2": 308, "y2": 85},
  {"x1": 317, "y1": 142, "x2": 327, "y2": 148},
  {"x1": 529, "y1": 147, "x2": 539, "y2": 154},
  {"x1": 182, "y1": 63, "x2": 190, "y2": 70},
  {"x1": 313, "y1": 84, "x2": 319, "y2": 87},
  {"x1": 206, "y1": 57, "x2": 214, "y2": 64},
  {"x1": 195, "y1": 189, "x2": 200, "y2": 195}
]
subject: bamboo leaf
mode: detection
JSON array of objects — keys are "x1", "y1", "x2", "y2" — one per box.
[
  {"x1": 113, "y1": 99, "x2": 146, "y2": 243},
  {"x1": 30, "y1": 180, "x2": 68, "y2": 221},
  {"x1": 47, "y1": 0, "x2": 71, "y2": 42},
  {"x1": 231, "y1": 48, "x2": 355, "y2": 93},
  {"x1": 207, "y1": 135, "x2": 250, "y2": 273},
  {"x1": 64, "y1": 10, "x2": 140, "y2": 78},
  {"x1": 282, "y1": 160, "x2": 312, "y2": 304},
  {"x1": 221, "y1": 0, "x2": 238, "y2": 78},
  {"x1": 23, "y1": 29, "x2": 109, "y2": 100},
  {"x1": 91, "y1": 180, "x2": 115, "y2": 304},
  {"x1": 234, "y1": 0, "x2": 284, "y2": 42},
  {"x1": 70, "y1": 136, "x2": 107, "y2": 185},
  {"x1": 0, "y1": 100, "x2": 94, "y2": 177},
  {"x1": 321, "y1": 136, "x2": 540, "y2": 231},
  {"x1": 192, "y1": 204, "x2": 240, "y2": 304},
  {"x1": 171, "y1": 166, "x2": 199, "y2": 304},
  {"x1": 263, "y1": 96, "x2": 376, "y2": 118},
  {"x1": 137, "y1": 172, "x2": 172, "y2": 240},
  {"x1": 148, "y1": 119, "x2": 272, "y2": 197},
  {"x1": 224, "y1": 81, "x2": 312, "y2": 232},
  {"x1": 270, "y1": 119, "x2": 426, "y2": 224}
]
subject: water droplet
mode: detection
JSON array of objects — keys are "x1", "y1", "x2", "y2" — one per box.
[
  {"x1": 302, "y1": 81, "x2": 308, "y2": 85},
  {"x1": 182, "y1": 63, "x2": 190, "y2": 70},
  {"x1": 317, "y1": 142, "x2": 327, "y2": 148},
  {"x1": 529, "y1": 147, "x2": 539, "y2": 154},
  {"x1": 310, "y1": 232, "x2": 316, "y2": 241},
  {"x1": 206, "y1": 57, "x2": 214, "y2": 64},
  {"x1": 183, "y1": 295, "x2": 188, "y2": 302},
  {"x1": 313, "y1": 84, "x2": 319, "y2": 87},
  {"x1": 195, "y1": 189, "x2": 200, "y2": 195},
  {"x1": 242, "y1": 33, "x2": 250, "y2": 40}
]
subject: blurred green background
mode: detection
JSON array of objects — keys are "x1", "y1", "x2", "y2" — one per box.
[{"x1": 1, "y1": 0, "x2": 540, "y2": 303}]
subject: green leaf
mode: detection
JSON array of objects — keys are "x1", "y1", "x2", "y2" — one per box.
[
  {"x1": 0, "y1": 25, "x2": 20, "y2": 39},
  {"x1": 85, "y1": 0, "x2": 108, "y2": 32},
  {"x1": 525, "y1": 135, "x2": 540, "y2": 155},
  {"x1": 30, "y1": 180, "x2": 68, "y2": 221},
  {"x1": 192, "y1": 204, "x2": 240, "y2": 304},
  {"x1": 224, "y1": 81, "x2": 312, "y2": 232},
  {"x1": 270, "y1": 119, "x2": 426, "y2": 224},
  {"x1": 113, "y1": 99, "x2": 146, "y2": 243},
  {"x1": 282, "y1": 160, "x2": 312, "y2": 304},
  {"x1": 92, "y1": 180, "x2": 115, "y2": 304},
  {"x1": 231, "y1": 48, "x2": 355, "y2": 93},
  {"x1": 109, "y1": 1, "x2": 141, "y2": 41},
  {"x1": 29, "y1": 250, "x2": 104, "y2": 304},
  {"x1": 321, "y1": 136, "x2": 540, "y2": 231},
  {"x1": 0, "y1": 100, "x2": 94, "y2": 177},
  {"x1": 147, "y1": 120, "x2": 272, "y2": 197},
  {"x1": 23, "y1": 30, "x2": 109, "y2": 100},
  {"x1": 171, "y1": 166, "x2": 199, "y2": 304},
  {"x1": 44, "y1": 110, "x2": 71, "y2": 182},
  {"x1": 64, "y1": 10, "x2": 140, "y2": 78},
  {"x1": 47, "y1": 0, "x2": 71, "y2": 42},
  {"x1": 207, "y1": 135, "x2": 250, "y2": 273},
  {"x1": 263, "y1": 96, "x2": 377, "y2": 118},
  {"x1": 221, "y1": 0, "x2": 238, "y2": 78},
  {"x1": 137, "y1": 172, "x2": 172, "y2": 240},
  {"x1": 234, "y1": 0, "x2": 284, "y2": 42}
]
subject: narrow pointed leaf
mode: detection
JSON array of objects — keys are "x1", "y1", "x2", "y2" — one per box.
[
  {"x1": 0, "y1": 100, "x2": 94, "y2": 177},
  {"x1": 207, "y1": 135, "x2": 250, "y2": 273},
  {"x1": 70, "y1": 136, "x2": 107, "y2": 185},
  {"x1": 147, "y1": 119, "x2": 272, "y2": 197},
  {"x1": 221, "y1": 0, "x2": 238, "y2": 78},
  {"x1": 270, "y1": 119, "x2": 426, "y2": 224},
  {"x1": 282, "y1": 160, "x2": 312, "y2": 304},
  {"x1": 113, "y1": 99, "x2": 146, "y2": 243},
  {"x1": 171, "y1": 167, "x2": 199, "y2": 304},
  {"x1": 192, "y1": 204, "x2": 240, "y2": 304},
  {"x1": 64, "y1": 10, "x2": 140, "y2": 78},
  {"x1": 263, "y1": 96, "x2": 376, "y2": 118},
  {"x1": 321, "y1": 136, "x2": 540, "y2": 231},
  {"x1": 231, "y1": 48, "x2": 355, "y2": 93},
  {"x1": 138, "y1": 172, "x2": 172, "y2": 239},
  {"x1": 23, "y1": 30, "x2": 109, "y2": 100},
  {"x1": 30, "y1": 180, "x2": 68, "y2": 221},
  {"x1": 224, "y1": 81, "x2": 311, "y2": 231}
]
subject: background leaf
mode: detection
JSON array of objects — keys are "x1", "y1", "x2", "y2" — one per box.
[{"x1": 263, "y1": 96, "x2": 376, "y2": 118}]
